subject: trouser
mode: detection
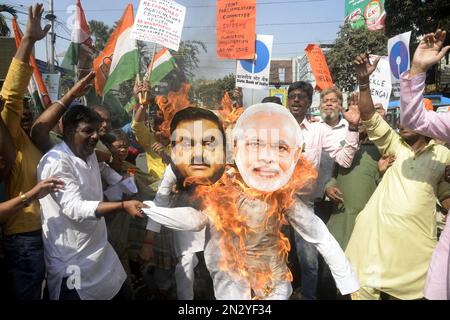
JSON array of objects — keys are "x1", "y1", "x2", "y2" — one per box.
[
  {"x1": 2, "y1": 230, "x2": 45, "y2": 300},
  {"x1": 175, "y1": 251, "x2": 199, "y2": 300},
  {"x1": 294, "y1": 200, "x2": 333, "y2": 300},
  {"x1": 425, "y1": 217, "x2": 450, "y2": 300},
  {"x1": 58, "y1": 277, "x2": 131, "y2": 300}
]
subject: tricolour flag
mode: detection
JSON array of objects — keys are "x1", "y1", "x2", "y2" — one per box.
[
  {"x1": 144, "y1": 47, "x2": 177, "y2": 87},
  {"x1": 61, "y1": 0, "x2": 94, "y2": 78},
  {"x1": 12, "y1": 17, "x2": 51, "y2": 111},
  {"x1": 93, "y1": 4, "x2": 139, "y2": 96}
]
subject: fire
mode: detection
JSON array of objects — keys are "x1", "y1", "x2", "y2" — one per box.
[
  {"x1": 155, "y1": 82, "x2": 192, "y2": 139},
  {"x1": 192, "y1": 156, "x2": 317, "y2": 299},
  {"x1": 218, "y1": 91, "x2": 244, "y2": 129}
]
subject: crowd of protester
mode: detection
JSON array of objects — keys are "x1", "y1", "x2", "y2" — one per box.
[{"x1": 0, "y1": 4, "x2": 449, "y2": 300}]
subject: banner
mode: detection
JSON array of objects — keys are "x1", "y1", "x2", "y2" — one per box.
[
  {"x1": 388, "y1": 31, "x2": 411, "y2": 98},
  {"x1": 368, "y1": 55, "x2": 391, "y2": 110},
  {"x1": 217, "y1": 0, "x2": 256, "y2": 59},
  {"x1": 305, "y1": 44, "x2": 333, "y2": 91},
  {"x1": 131, "y1": 0, "x2": 186, "y2": 51},
  {"x1": 236, "y1": 34, "x2": 273, "y2": 90},
  {"x1": 269, "y1": 88, "x2": 287, "y2": 106},
  {"x1": 42, "y1": 73, "x2": 61, "y2": 103},
  {"x1": 344, "y1": 0, "x2": 386, "y2": 31}
]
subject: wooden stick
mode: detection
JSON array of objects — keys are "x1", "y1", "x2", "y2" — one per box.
[
  {"x1": 136, "y1": 74, "x2": 143, "y2": 105},
  {"x1": 144, "y1": 43, "x2": 158, "y2": 103}
]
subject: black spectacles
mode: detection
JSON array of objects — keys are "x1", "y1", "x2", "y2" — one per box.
[{"x1": 288, "y1": 93, "x2": 309, "y2": 100}]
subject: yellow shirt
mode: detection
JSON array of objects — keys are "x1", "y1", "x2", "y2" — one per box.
[
  {"x1": 1, "y1": 58, "x2": 43, "y2": 235},
  {"x1": 345, "y1": 112, "x2": 450, "y2": 299},
  {"x1": 131, "y1": 120, "x2": 167, "y2": 180}
]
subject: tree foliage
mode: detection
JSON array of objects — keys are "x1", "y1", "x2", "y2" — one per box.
[
  {"x1": 325, "y1": 23, "x2": 388, "y2": 92},
  {"x1": 0, "y1": 4, "x2": 17, "y2": 36},
  {"x1": 170, "y1": 40, "x2": 207, "y2": 81},
  {"x1": 192, "y1": 74, "x2": 236, "y2": 108}
]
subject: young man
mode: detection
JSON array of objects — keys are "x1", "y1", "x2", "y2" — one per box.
[
  {"x1": 37, "y1": 106, "x2": 146, "y2": 300},
  {"x1": 346, "y1": 52, "x2": 450, "y2": 300}
]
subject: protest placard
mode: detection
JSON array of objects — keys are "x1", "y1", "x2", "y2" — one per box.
[
  {"x1": 236, "y1": 34, "x2": 273, "y2": 90},
  {"x1": 217, "y1": 0, "x2": 256, "y2": 59},
  {"x1": 131, "y1": 0, "x2": 186, "y2": 51},
  {"x1": 305, "y1": 44, "x2": 333, "y2": 91},
  {"x1": 368, "y1": 55, "x2": 391, "y2": 110}
]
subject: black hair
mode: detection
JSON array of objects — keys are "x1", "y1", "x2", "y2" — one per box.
[
  {"x1": 288, "y1": 81, "x2": 314, "y2": 100},
  {"x1": 62, "y1": 105, "x2": 102, "y2": 141},
  {"x1": 261, "y1": 96, "x2": 282, "y2": 105},
  {"x1": 170, "y1": 107, "x2": 225, "y2": 145},
  {"x1": 102, "y1": 129, "x2": 130, "y2": 147}
]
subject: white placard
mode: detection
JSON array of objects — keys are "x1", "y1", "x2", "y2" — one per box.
[
  {"x1": 369, "y1": 55, "x2": 391, "y2": 110},
  {"x1": 131, "y1": 0, "x2": 186, "y2": 51},
  {"x1": 236, "y1": 34, "x2": 273, "y2": 90},
  {"x1": 42, "y1": 73, "x2": 61, "y2": 102}
]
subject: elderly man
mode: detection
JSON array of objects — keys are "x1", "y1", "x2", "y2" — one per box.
[
  {"x1": 143, "y1": 103, "x2": 359, "y2": 300},
  {"x1": 37, "y1": 106, "x2": 146, "y2": 300}
]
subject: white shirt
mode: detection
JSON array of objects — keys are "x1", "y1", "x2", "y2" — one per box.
[
  {"x1": 313, "y1": 118, "x2": 349, "y2": 199},
  {"x1": 299, "y1": 118, "x2": 359, "y2": 201},
  {"x1": 146, "y1": 165, "x2": 205, "y2": 256},
  {"x1": 37, "y1": 142, "x2": 126, "y2": 300}
]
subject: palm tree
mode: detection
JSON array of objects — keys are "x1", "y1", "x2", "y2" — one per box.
[{"x1": 0, "y1": 4, "x2": 17, "y2": 36}]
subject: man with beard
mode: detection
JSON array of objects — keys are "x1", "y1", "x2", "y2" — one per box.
[
  {"x1": 145, "y1": 107, "x2": 225, "y2": 300},
  {"x1": 143, "y1": 103, "x2": 359, "y2": 299},
  {"x1": 37, "y1": 106, "x2": 146, "y2": 300}
]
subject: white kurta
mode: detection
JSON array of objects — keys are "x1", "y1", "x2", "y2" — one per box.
[{"x1": 37, "y1": 142, "x2": 126, "y2": 300}]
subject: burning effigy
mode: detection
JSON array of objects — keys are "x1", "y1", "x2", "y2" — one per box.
[{"x1": 143, "y1": 103, "x2": 359, "y2": 299}]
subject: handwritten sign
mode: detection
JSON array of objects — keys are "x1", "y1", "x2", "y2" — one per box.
[
  {"x1": 217, "y1": 0, "x2": 256, "y2": 59},
  {"x1": 368, "y1": 55, "x2": 391, "y2": 110},
  {"x1": 131, "y1": 0, "x2": 186, "y2": 51},
  {"x1": 305, "y1": 44, "x2": 333, "y2": 91}
]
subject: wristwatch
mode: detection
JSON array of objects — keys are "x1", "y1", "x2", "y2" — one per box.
[{"x1": 19, "y1": 192, "x2": 30, "y2": 207}]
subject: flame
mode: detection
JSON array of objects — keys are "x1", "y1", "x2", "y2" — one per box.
[
  {"x1": 193, "y1": 156, "x2": 317, "y2": 299},
  {"x1": 155, "y1": 83, "x2": 192, "y2": 139},
  {"x1": 218, "y1": 91, "x2": 244, "y2": 129}
]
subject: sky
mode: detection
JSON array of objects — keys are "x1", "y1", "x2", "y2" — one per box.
[{"x1": 5, "y1": 0, "x2": 345, "y2": 103}]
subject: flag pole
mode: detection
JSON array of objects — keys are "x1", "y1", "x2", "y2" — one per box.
[{"x1": 144, "y1": 42, "x2": 158, "y2": 123}]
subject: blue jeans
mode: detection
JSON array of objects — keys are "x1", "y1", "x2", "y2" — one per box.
[
  {"x1": 2, "y1": 230, "x2": 45, "y2": 300},
  {"x1": 294, "y1": 232, "x2": 318, "y2": 300}
]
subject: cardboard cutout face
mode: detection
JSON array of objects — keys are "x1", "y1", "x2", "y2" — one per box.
[
  {"x1": 234, "y1": 103, "x2": 303, "y2": 192},
  {"x1": 171, "y1": 116, "x2": 225, "y2": 185}
]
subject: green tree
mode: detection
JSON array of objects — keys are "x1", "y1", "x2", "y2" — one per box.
[
  {"x1": 325, "y1": 23, "x2": 388, "y2": 92},
  {"x1": 88, "y1": 20, "x2": 111, "y2": 53},
  {"x1": 0, "y1": 4, "x2": 17, "y2": 36},
  {"x1": 192, "y1": 74, "x2": 236, "y2": 108},
  {"x1": 171, "y1": 40, "x2": 207, "y2": 81}
]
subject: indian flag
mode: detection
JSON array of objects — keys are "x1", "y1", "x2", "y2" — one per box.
[
  {"x1": 93, "y1": 4, "x2": 139, "y2": 96},
  {"x1": 11, "y1": 17, "x2": 51, "y2": 112},
  {"x1": 61, "y1": 0, "x2": 93, "y2": 77},
  {"x1": 145, "y1": 48, "x2": 176, "y2": 87}
]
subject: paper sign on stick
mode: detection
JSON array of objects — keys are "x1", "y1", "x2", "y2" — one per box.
[
  {"x1": 305, "y1": 44, "x2": 333, "y2": 91},
  {"x1": 131, "y1": 0, "x2": 186, "y2": 51},
  {"x1": 368, "y1": 55, "x2": 391, "y2": 110},
  {"x1": 217, "y1": 0, "x2": 256, "y2": 59}
]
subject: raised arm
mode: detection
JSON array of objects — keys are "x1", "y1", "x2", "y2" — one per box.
[
  {"x1": 31, "y1": 72, "x2": 95, "y2": 152},
  {"x1": 1, "y1": 4, "x2": 50, "y2": 140},
  {"x1": 400, "y1": 29, "x2": 450, "y2": 143}
]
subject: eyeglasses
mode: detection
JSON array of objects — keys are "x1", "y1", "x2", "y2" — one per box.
[{"x1": 288, "y1": 93, "x2": 309, "y2": 100}]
